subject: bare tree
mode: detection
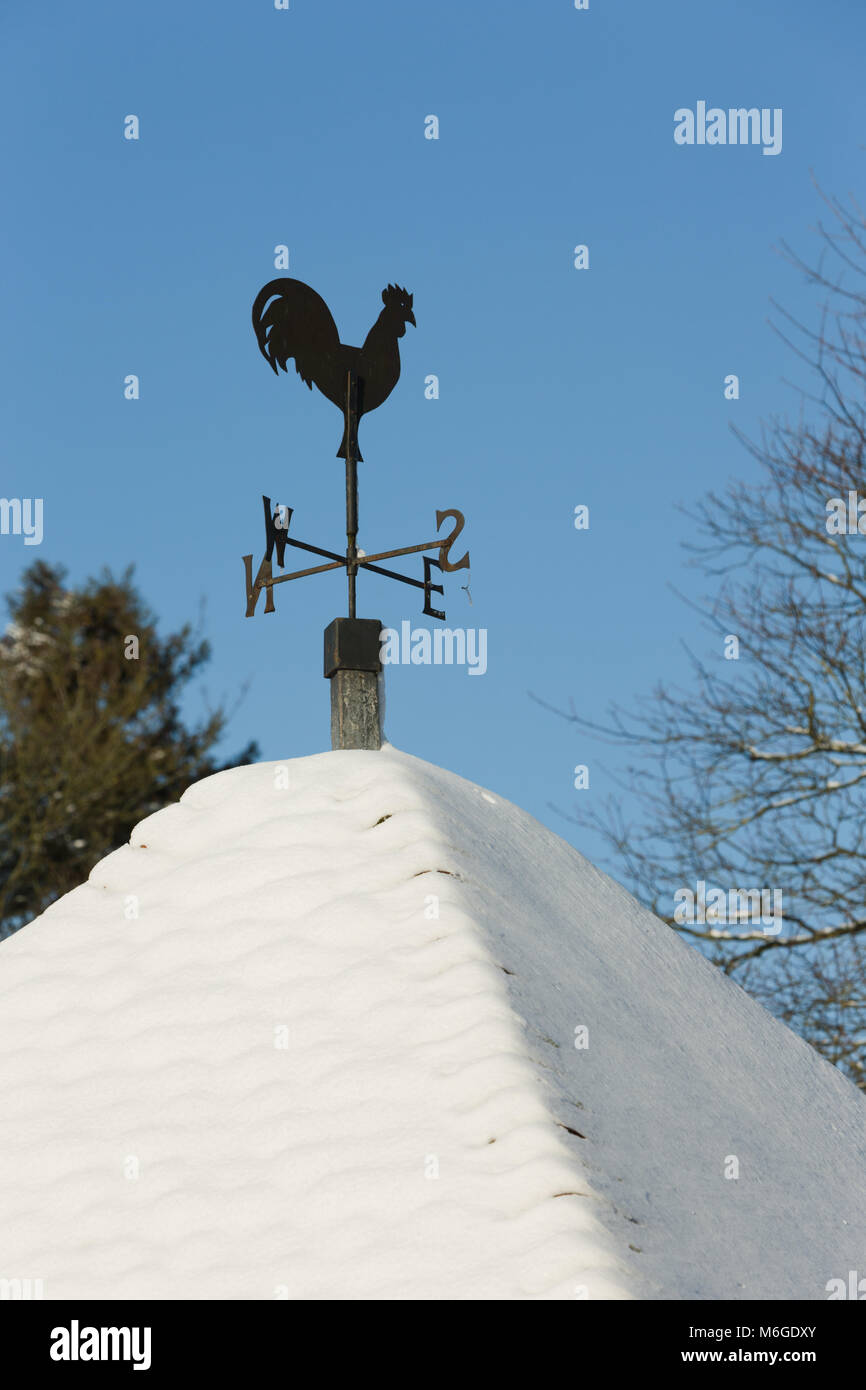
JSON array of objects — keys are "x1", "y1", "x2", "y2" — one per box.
[{"x1": 538, "y1": 185, "x2": 866, "y2": 1087}]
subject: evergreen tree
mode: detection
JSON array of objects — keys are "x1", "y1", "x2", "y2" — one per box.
[{"x1": 0, "y1": 561, "x2": 257, "y2": 937}]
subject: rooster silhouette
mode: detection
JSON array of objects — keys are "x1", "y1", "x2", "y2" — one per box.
[{"x1": 251, "y1": 278, "x2": 415, "y2": 460}]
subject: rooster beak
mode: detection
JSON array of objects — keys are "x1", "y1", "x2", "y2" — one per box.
[{"x1": 407, "y1": 309, "x2": 416, "y2": 327}]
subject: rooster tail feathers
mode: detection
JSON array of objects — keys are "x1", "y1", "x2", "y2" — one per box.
[
  {"x1": 250, "y1": 277, "x2": 341, "y2": 388},
  {"x1": 251, "y1": 279, "x2": 292, "y2": 372}
]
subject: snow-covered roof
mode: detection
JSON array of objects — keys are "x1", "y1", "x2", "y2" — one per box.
[{"x1": 1, "y1": 746, "x2": 864, "y2": 1300}]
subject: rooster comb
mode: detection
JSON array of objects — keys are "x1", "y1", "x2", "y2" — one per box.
[{"x1": 382, "y1": 283, "x2": 413, "y2": 310}]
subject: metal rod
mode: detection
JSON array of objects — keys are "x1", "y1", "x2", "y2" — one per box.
[
  {"x1": 358, "y1": 559, "x2": 441, "y2": 593},
  {"x1": 267, "y1": 556, "x2": 438, "y2": 593},
  {"x1": 261, "y1": 536, "x2": 445, "y2": 589},
  {"x1": 265, "y1": 558, "x2": 351, "y2": 585},
  {"x1": 350, "y1": 539, "x2": 443, "y2": 565},
  {"x1": 345, "y1": 371, "x2": 359, "y2": 619}
]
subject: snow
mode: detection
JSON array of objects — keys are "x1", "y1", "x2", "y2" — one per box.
[{"x1": 0, "y1": 745, "x2": 864, "y2": 1300}]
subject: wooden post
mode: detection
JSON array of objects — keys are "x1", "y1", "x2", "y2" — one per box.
[{"x1": 324, "y1": 617, "x2": 383, "y2": 750}]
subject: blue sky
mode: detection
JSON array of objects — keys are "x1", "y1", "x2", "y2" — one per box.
[{"x1": 2, "y1": 0, "x2": 864, "y2": 876}]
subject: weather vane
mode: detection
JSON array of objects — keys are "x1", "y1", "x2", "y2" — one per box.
[{"x1": 241, "y1": 276, "x2": 471, "y2": 749}]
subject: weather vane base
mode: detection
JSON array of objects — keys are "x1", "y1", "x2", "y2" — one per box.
[{"x1": 324, "y1": 617, "x2": 384, "y2": 751}]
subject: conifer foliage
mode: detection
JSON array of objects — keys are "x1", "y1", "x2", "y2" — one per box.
[{"x1": 0, "y1": 562, "x2": 257, "y2": 938}]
